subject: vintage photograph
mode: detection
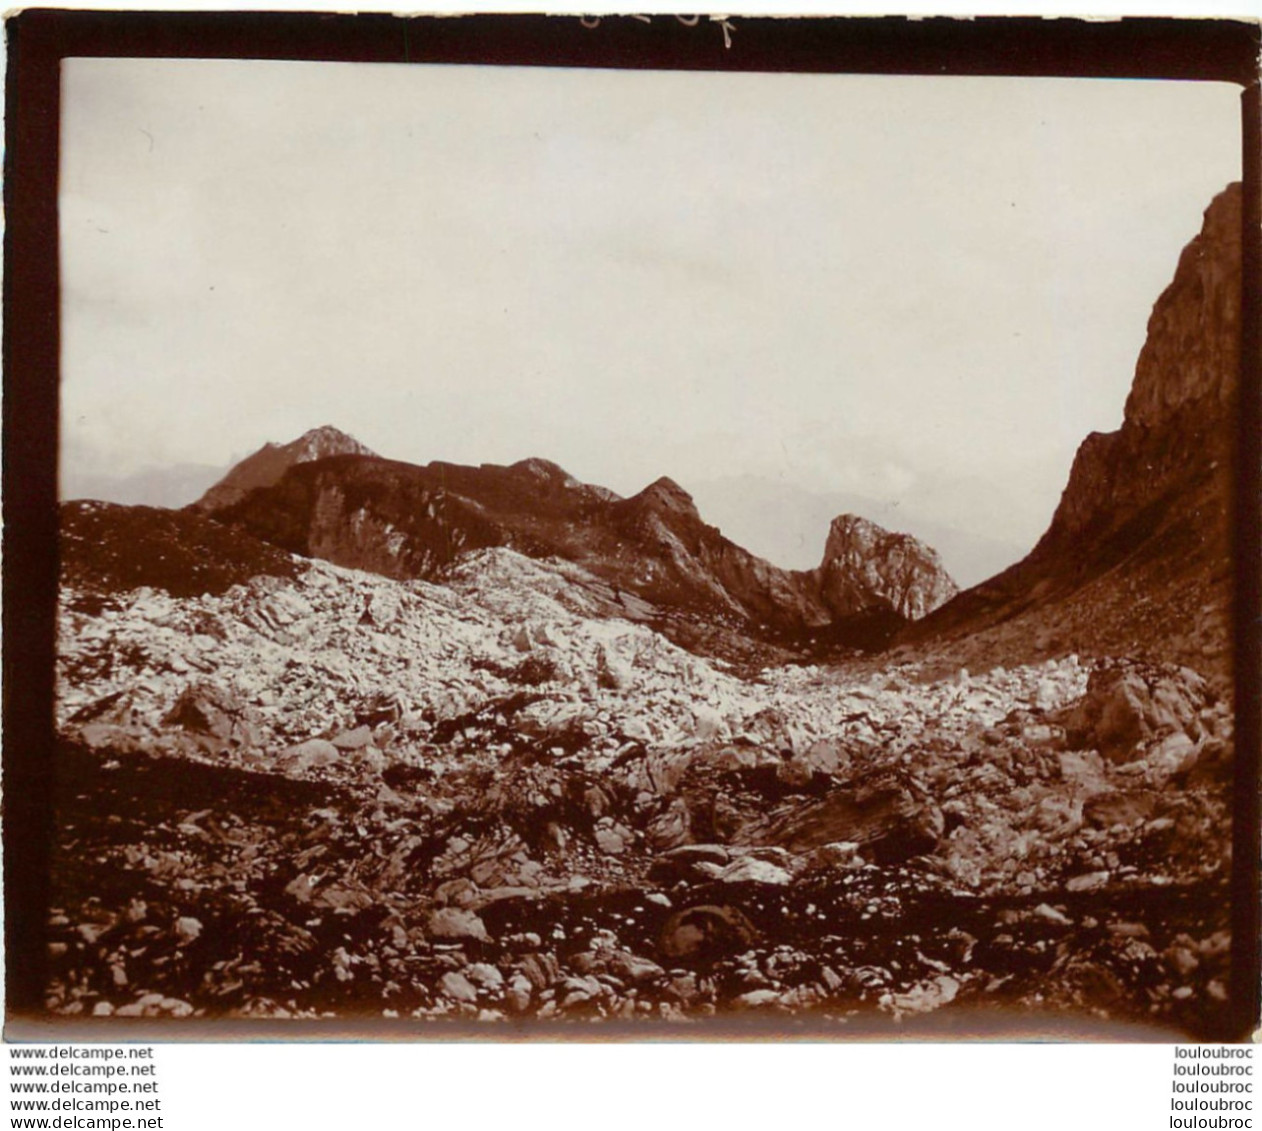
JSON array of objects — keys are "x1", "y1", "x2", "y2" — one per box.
[{"x1": 40, "y1": 46, "x2": 1246, "y2": 1036}]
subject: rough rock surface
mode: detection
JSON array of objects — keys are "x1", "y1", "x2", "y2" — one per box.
[
  {"x1": 49, "y1": 547, "x2": 1232, "y2": 1034},
  {"x1": 816, "y1": 515, "x2": 957, "y2": 621},
  {"x1": 43, "y1": 185, "x2": 1239, "y2": 1038}
]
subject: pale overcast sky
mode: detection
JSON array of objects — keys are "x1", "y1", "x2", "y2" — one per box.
[{"x1": 60, "y1": 60, "x2": 1241, "y2": 576}]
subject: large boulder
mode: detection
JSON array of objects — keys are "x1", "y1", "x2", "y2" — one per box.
[
  {"x1": 1057, "y1": 663, "x2": 1210, "y2": 764},
  {"x1": 815, "y1": 514, "x2": 958, "y2": 621},
  {"x1": 162, "y1": 682, "x2": 247, "y2": 741},
  {"x1": 657, "y1": 904, "x2": 758, "y2": 962}
]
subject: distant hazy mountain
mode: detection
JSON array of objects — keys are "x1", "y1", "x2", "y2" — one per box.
[
  {"x1": 61, "y1": 462, "x2": 226, "y2": 509},
  {"x1": 686, "y1": 475, "x2": 1027, "y2": 589}
]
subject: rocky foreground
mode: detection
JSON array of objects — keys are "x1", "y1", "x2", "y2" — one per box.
[{"x1": 50, "y1": 544, "x2": 1233, "y2": 1035}]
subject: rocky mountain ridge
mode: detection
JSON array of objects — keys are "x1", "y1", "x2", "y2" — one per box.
[
  {"x1": 193, "y1": 425, "x2": 378, "y2": 513},
  {"x1": 686, "y1": 473, "x2": 1028, "y2": 588},
  {"x1": 818, "y1": 514, "x2": 957, "y2": 621},
  {"x1": 900, "y1": 182, "x2": 1241, "y2": 676},
  {"x1": 197, "y1": 445, "x2": 956, "y2": 657}
]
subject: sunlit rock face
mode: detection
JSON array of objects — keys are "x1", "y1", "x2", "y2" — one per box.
[{"x1": 815, "y1": 514, "x2": 958, "y2": 621}]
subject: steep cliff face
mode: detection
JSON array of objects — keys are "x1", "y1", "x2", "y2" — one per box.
[
  {"x1": 816, "y1": 515, "x2": 958, "y2": 621},
  {"x1": 1125, "y1": 183, "x2": 1241, "y2": 432},
  {"x1": 903, "y1": 183, "x2": 1242, "y2": 672},
  {"x1": 1038, "y1": 181, "x2": 1240, "y2": 561},
  {"x1": 193, "y1": 425, "x2": 377, "y2": 513},
  {"x1": 208, "y1": 454, "x2": 570, "y2": 581},
  {"x1": 203, "y1": 445, "x2": 956, "y2": 654}
]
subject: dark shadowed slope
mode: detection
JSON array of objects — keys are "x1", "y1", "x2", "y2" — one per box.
[{"x1": 61, "y1": 501, "x2": 300, "y2": 599}]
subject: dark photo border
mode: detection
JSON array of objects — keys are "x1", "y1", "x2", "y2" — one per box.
[{"x1": 5, "y1": 9, "x2": 1260, "y2": 1040}]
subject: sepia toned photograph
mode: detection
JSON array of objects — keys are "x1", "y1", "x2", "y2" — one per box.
[{"x1": 6, "y1": 14, "x2": 1257, "y2": 1043}]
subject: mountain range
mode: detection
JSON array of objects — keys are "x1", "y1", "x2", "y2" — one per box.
[
  {"x1": 60, "y1": 183, "x2": 1241, "y2": 675},
  {"x1": 60, "y1": 453, "x2": 1022, "y2": 590},
  {"x1": 64, "y1": 425, "x2": 959, "y2": 662}
]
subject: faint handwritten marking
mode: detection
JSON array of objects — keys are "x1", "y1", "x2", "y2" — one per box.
[
  {"x1": 710, "y1": 15, "x2": 735, "y2": 48},
  {"x1": 576, "y1": 13, "x2": 735, "y2": 47}
]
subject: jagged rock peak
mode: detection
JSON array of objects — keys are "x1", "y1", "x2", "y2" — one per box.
[
  {"x1": 823, "y1": 514, "x2": 890, "y2": 559},
  {"x1": 285, "y1": 425, "x2": 377, "y2": 462},
  {"x1": 822, "y1": 514, "x2": 937, "y2": 564},
  {"x1": 632, "y1": 477, "x2": 702, "y2": 521},
  {"x1": 1037, "y1": 182, "x2": 1241, "y2": 551},
  {"x1": 509, "y1": 457, "x2": 571, "y2": 482},
  {"x1": 1123, "y1": 182, "x2": 1242, "y2": 431},
  {"x1": 898, "y1": 183, "x2": 1240, "y2": 670},
  {"x1": 194, "y1": 425, "x2": 378, "y2": 512},
  {"x1": 505, "y1": 457, "x2": 595, "y2": 494},
  {"x1": 819, "y1": 514, "x2": 958, "y2": 621}
]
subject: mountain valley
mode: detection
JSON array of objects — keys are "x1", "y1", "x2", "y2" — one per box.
[{"x1": 42, "y1": 183, "x2": 1246, "y2": 1038}]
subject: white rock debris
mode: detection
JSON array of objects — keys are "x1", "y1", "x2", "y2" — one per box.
[
  {"x1": 49, "y1": 547, "x2": 1232, "y2": 1029},
  {"x1": 59, "y1": 549, "x2": 1089, "y2": 782}
]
